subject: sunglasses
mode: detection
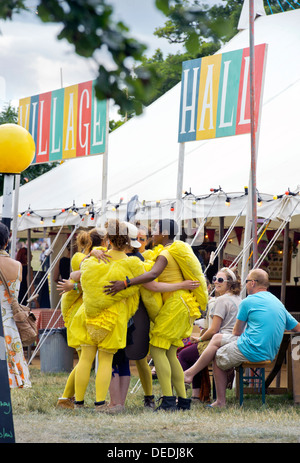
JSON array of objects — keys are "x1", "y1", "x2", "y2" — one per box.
[{"x1": 212, "y1": 276, "x2": 229, "y2": 283}]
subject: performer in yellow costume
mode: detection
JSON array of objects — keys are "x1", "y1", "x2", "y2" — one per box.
[
  {"x1": 56, "y1": 228, "x2": 109, "y2": 409},
  {"x1": 105, "y1": 219, "x2": 208, "y2": 411},
  {"x1": 69, "y1": 219, "x2": 147, "y2": 410}
]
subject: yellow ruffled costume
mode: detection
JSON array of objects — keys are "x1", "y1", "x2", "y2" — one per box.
[
  {"x1": 60, "y1": 252, "x2": 86, "y2": 350},
  {"x1": 141, "y1": 241, "x2": 208, "y2": 350},
  {"x1": 69, "y1": 249, "x2": 145, "y2": 353}
]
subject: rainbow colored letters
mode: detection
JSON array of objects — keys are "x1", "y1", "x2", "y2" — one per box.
[
  {"x1": 18, "y1": 80, "x2": 107, "y2": 164},
  {"x1": 178, "y1": 44, "x2": 267, "y2": 142}
]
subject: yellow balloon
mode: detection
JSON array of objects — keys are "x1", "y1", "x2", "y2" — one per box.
[{"x1": 0, "y1": 123, "x2": 35, "y2": 174}]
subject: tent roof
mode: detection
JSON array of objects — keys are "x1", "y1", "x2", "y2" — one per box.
[{"x1": 2, "y1": 9, "x2": 300, "y2": 229}]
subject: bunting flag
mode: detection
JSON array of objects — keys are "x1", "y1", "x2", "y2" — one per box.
[
  {"x1": 293, "y1": 232, "x2": 300, "y2": 245},
  {"x1": 206, "y1": 229, "x2": 215, "y2": 242},
  {"x1": 234, "y1": 227, "x2": 244, "y2": 245},
  {"x1": 266, "y1": 230, "x2": 276, "y2": 242}
]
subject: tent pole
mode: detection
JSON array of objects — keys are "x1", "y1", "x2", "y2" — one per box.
[
  {"x1": 219, "y1": 217, "x2": 224, "y2": 270},
  {"x1": 27, "y1": 228, "x2": 32, "y2": 304},
  {"x1": 2, "y1": 174, "x2": 14, "y2": 231},
  {"x1": 11, "y1": 174, "x2": 20, "y2": 259},
  {"x1": 176, "y1": 142, "x2": 185, "y2": 235},
  {"x1": 280, "y1": 222, "x2": 290, "y2": 305},
  {"x1": 249, "y1": 0, "x2": 258, "y2": 265},
  {"x1": 101, "y1": 100, "x2": 109, "y2": 227}
]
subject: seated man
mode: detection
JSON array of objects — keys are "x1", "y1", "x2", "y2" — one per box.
[{"x1": 192, "y1": 268, "x2": 300, "y2": 408}]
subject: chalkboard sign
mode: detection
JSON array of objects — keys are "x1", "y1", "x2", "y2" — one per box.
[{"x1": 0, "y1": 307, "x2": 15, "y2": 443}]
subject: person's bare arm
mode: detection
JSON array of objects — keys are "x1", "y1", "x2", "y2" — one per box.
[
  {"x1": 143, "y1": 279, "x2": 200, "y2": 292},
  {"x1": 57, "y1": 279, "x2": 81, "y2": 295},
  {"x1": 104, "y1": 255, "x2": 168, "y2": 295},
  {"x1": 292, "y1": 322, "x2": 300, "y2": 332},
  {"x1": 232, "y1": 319, "x2": 246, "y2": 337}
]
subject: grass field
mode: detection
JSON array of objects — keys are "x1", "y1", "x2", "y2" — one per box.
[{"x1": 10, "y1": 365, "x2": 300, "y2": 444}]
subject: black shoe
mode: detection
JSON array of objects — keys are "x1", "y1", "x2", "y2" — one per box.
[
  {"x1": 177, "y1": 397, "x2": 191, "y2": 411},
  {"x1": 155, "y1": 396, "x2": 177, "y2": 412},
  {"x1": 144, "y1": 395, "x2": 155, "y2": 409}
]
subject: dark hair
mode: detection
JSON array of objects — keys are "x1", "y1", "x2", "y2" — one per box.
[
  {"x1": 105, "y1": 219, "x2": 129, "y2": 251},
  {"x1": 158, "y1": 219, "x2": 178, "y2": 240},
  {"x1": 0, "y1": 223, "x2": 9, "y2": 249}
]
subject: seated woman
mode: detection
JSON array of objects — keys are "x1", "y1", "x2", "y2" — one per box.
[{"x1": 183, "y1": 267, "x2": 241, "y2": 388}]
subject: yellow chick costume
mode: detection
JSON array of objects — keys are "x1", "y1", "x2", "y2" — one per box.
[
  {"x1": 141, "y1": 241, "x2": 208, "y2": 350},
  {"x1": 69, "y1": 249, "x2": 145, "y2": 354},
  {"x1": 60, "y1": 252, "x2": 86, "y2": 350}
]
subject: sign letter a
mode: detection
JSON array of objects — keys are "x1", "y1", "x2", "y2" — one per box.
[{"x1": 199, "y1": 64, "x2": 214, "y2": 131}]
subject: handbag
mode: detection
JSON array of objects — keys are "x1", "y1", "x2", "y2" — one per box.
[{"x1": 0, "y1": 267, "x2": 38, "y2": 346}]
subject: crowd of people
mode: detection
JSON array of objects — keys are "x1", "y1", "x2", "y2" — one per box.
[{"x1": 0, "y1": 218, "x2": 300, "y2": 412}]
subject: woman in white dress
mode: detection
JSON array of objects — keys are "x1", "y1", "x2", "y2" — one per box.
[{"x1": 0, "y1": 223, "x2": 31, "y2": 388}]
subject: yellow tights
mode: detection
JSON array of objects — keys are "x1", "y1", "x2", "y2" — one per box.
[
  {"x1": 135, "y1": 356, "x2": 152, "y2": 396},
  {"x1": 74, "y1": 345, "x2": 114, "y2": 403},
  {"x1": 62, "y1": 350, "x2": 81, "y2": 399},
  {"x1": 150, "y1": 345, "x2": 186, "y2": 398}
]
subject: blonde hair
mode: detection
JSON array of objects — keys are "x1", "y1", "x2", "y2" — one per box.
[
  {"x1": 76, "y1": 228, "x2": 107, "y2": 254},
  {"x1": 221, "y1": 267, "x2": 241, "y2": 295}
]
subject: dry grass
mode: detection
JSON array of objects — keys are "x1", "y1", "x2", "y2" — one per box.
[{"x1": 10, "y1": 367, "x2": 300, "y2": 444}]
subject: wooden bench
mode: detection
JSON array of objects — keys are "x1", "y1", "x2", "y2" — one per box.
[{"x1": 235, "y1": 361, "x2": 272, "y2": 406}]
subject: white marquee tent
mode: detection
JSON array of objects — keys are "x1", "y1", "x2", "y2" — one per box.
[{"x1": 1, "y1": 8, "x2": 300, "y2": 231}]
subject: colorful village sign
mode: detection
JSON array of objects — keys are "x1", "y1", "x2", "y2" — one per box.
[
  {"x1": 18, "y1": 80, "x2": 107, "y2": 164},
  {"x1": 178, "y1": 43, "x2": 267, "y2": 142}
]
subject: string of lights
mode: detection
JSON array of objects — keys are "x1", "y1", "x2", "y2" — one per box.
[{"x1": 15, "y1": 187, "x2": 300, "y2": 226}]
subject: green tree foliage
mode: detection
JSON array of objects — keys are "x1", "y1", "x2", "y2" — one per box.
[
  {"x1": 0, "y1": 105, "x2": 58, "y2": 195},
  {"x1": 136, "y1": 0, "x2": 300, "y2": 107},
  {"x1": 1, "y1": 1, "x2": 299, "y2": 118},
  {"x1": 0, "y1": 0, "x2": 165, "y2": 117}
]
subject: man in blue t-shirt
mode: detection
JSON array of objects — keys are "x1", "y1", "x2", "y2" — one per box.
[{"x1": 208, "y1": 269, "x2": 300, "y2": 408}]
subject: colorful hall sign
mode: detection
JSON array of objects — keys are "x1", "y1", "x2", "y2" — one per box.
[
  {"x1": 178, "y1": 43, "x2": 267, "y2": 142},
  {"x1": 18, "y1": 80, "x2": 107, "y2": 164}
]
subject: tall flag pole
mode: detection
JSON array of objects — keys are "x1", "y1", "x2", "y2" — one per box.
[{"x1": 249, "y1": 0, "x2": 258, "y2": 265}]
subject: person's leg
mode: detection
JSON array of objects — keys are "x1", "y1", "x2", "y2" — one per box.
[
  {"x1": 109, "y1": 368, "x2": 122, "y2": 406},
  {"x1": 135, "y1": 356, "x2": 153, "y2": 396},
  {"x1": 135, "y1": 356, "x2": 155, "y2": 408},
  {"x1": 166, "y1": 345, "x2": 186, "y2": 398},
  {"x1": 116, "y1": 357, "x2": 131, "y2": 406},
  {"x1": 184, "y1": 334, "x2": 223, "y2": 384},
  {"x1": 95, "y1": 349, "x2": 114, "y2": 403},
  {"x1": 57, "y1": 351, "x2": 81, "y2": 408},
  {"x1": 75, "y1": 345, "x2": 97, "y2": 403},
  {"x1": 62, "y1": 366, "x2": 77, "y2": 398},
  {"x1": 211, "y1": 359, "x2": 228, "y2": 407},
  {"x1": 119, "y1": 375, "x2": 131, "y2": 406},
  {"x1": 150, "y1": 345, "x2": 173, "y2": 396},
  {"x1": 178, "y1": 344, "x2": 201, "y2": 397}
]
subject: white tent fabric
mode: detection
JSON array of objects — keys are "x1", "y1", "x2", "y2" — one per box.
[
  {"x1": 1, "y1": 9, "x2": 300, "y2": 230},
  {"x1": 237, "y1": 0, "x2": 266, "y2": 30}
]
